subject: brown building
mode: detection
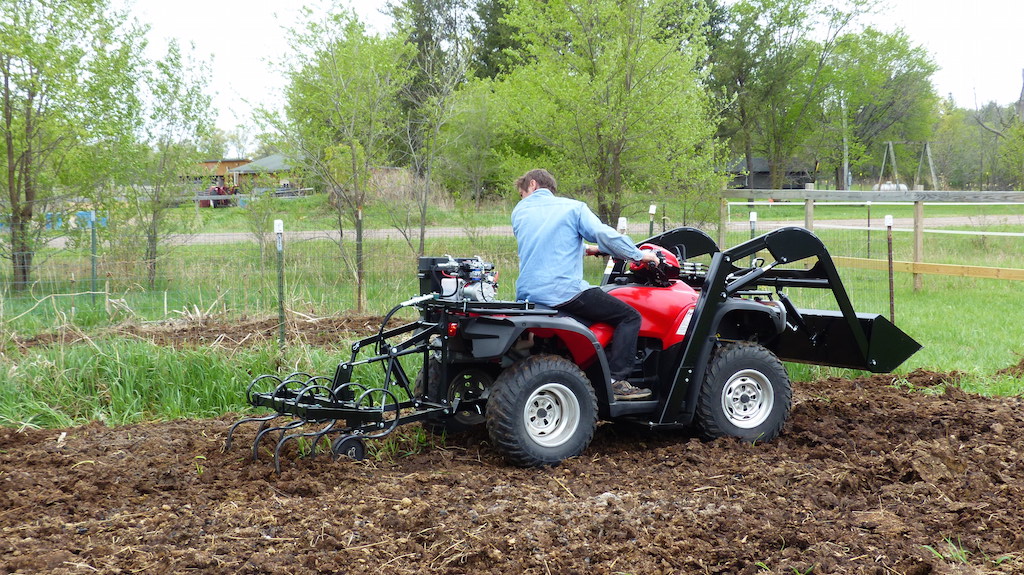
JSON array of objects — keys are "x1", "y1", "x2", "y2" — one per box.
[{"x1": 196, "y1": 158, "x2": 251, "y2": 188}]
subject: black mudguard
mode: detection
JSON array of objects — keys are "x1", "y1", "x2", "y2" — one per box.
[{"x1": 460, "y1": 314, "x2": 613, "y2": 387}]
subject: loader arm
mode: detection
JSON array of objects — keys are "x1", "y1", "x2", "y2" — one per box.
[{"x1": 658, "y1": 226, "x2": 920, "y2": 426}]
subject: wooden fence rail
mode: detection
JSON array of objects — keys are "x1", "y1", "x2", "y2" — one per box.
[{"x1": 832, "y1": 257, "x2": 1024, "y2": 282}]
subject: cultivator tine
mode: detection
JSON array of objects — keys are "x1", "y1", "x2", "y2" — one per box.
[
  {"x1": 224, "y1": 413, "x2": 282, "y2": 452},
  {"x1": 229, "y1": 311, "x2": 445, "y2": 471},
  {"x1": 251, "y1": 419, "x2": 306, "y2": 461},
  {"x1": 306, "y1": 420, "x2": 344, "y2": 457},
  {"x1": 272, "y1": 419, "x2": 340, "y2": 473}
]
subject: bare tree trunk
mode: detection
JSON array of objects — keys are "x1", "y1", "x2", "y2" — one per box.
[
  {"x1": 145, "y1": 219, "x2": 159, "y2": 289},
  {"x1": 12, "y1": 220, "x2": 33, "y2": 289},
  {"x1": 6, "y1": 70, "x2": 38, "y2": 291}
]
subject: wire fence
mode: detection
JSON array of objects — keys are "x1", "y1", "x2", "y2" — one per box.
[
  {"x1": 0, "y1": 224, "x2": 525, "y2": 334},
  {"x1": 3, "y1": 194, "x2": 1022, "y2": 337}
]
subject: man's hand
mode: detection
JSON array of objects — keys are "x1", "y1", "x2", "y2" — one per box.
[
  {"x1": 637, "y1": 250, "x2": 661, "y2": 265},
  {"x1": 585, "y1": 244, "x2": 603, "y2": 257}
]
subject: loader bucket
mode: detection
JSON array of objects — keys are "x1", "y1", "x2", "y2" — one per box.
[{"x1": 768, "y1": 310, "x2": 921, "y2": 373}]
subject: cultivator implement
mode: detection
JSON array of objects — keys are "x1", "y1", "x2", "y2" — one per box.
[
  {"x1": 225, "y1": 262, "x2": 535, "y2": 471},
  {"x1": 225, "y1": 295, "x2": 452, "y2": 472}
]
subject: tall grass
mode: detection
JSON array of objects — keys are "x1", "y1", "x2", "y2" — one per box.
[
  {"x1": 0, "y1": 340, "x2": 343, "y2": 428},
  {"x1": 0, "y1": 334, "x2": 427, "y2": 429}
]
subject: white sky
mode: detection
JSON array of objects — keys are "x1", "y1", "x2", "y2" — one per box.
[
  {"x1": 868, "y1": 0, "x2": 1023, "y2": 107},
  {"x1": 128, "y1": 0, "x2": 1023, "y2": 143}
]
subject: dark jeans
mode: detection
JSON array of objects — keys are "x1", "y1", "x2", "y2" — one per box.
[{"x1": 555, "y1": 287, "x2": 641, "y2": 382}]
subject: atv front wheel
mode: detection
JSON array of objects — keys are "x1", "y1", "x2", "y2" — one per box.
[
  {"x1": 486, "y1": 354, "x2": 598, "y2": 466},
  {"x1": 697, "y1": 342, "x2": 791, "y2": 443},
  {"x1": 414, "y1": 360, "x2": 493, "y2": 435}
]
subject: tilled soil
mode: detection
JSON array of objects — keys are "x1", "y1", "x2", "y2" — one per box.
[{"x1": 4, "y1": 320, "x2": 1024, "y2": 574}]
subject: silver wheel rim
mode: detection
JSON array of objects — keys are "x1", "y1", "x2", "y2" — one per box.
[
  {"x1": 721, "y1": 369, "x2": 774, "y2": 429},
  {"x1": 523, "y1": 382, "x2": 580, "y2": 448}
]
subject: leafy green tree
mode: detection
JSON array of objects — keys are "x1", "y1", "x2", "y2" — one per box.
[
  {"x1": 279, "y1": 6, "x2": 414, "y2": 310},
  {"x1": 1, "y1": 0, "x2": 145, "y2": 289},
  {"x1": 108, "y1": 41, "x2": 213, "y2": 290},
  {"x1": 442, "y1": 79, "x2": 501, "y2": 209},
  {"x1": 999, "y1": 119, "x2": 1024, "y2": 190},
  {"x1": 390, "y1": 0, "x2": 472, "y2": 254},
  {"x1": 929, "y1": 99, "x2": 1019, "y2": 190},
  {"x1": 469, "y1": 0, "x2": 520, "y2": 79},
  {"x1": 817, "y1": 28, "x2": 937, "y2": 188},
  {"x1": 711, "y1": 0, "x2": 874, "y2": 188},
  {"x1": 494, "y1": 0, "x2": 722, "y2": 224},
  {"x1": 932, "y1": 99, "x2": 979, "y2": 190}
]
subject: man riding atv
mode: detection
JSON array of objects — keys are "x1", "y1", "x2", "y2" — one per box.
[{"x1": 513, "y1": 168, "x2": 659, "y2": 400}]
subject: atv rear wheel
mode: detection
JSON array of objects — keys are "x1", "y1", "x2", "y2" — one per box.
[
  {"x1": 697, "y1": 342, "x2": 791, "y2": 443},
  {"x1": 414, "y1": 360, "x2": 493, "y2": 435},
  {"x1": 486, "y1": 354, "x2": 598, "y2": 467}
]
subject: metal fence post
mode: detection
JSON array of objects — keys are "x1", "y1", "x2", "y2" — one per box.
[
  {"x1": 749, "y1": 211, "x2": 757, "y2": 265},
  {"x1": 913, "y1": 185, "x2": 924, "y2": 292},
  {"x1": 865, "y1": 201, "x2": 872, "y2": 259},
  {"x1": 886, "y1": 214, "x2": 895, "y2": 323},
  {"x1": 275, "y1": 219, "x2": 285, "y2": 349},
  {"x1": 90, "y1": 210, "x2": 98, "y2": 307}
]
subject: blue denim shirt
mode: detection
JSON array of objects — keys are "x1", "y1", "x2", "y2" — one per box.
[{"x1": 512, "y1": 189, "x2": 644, "y2": 306}]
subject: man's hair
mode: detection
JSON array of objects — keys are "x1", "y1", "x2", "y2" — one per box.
[{"x1": 516, "y1": 169, "x2": 557, "y2": 193}]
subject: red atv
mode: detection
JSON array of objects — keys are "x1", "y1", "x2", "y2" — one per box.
[{"x1": 228, "y1": 226, "x2": 920, "y2": 470}]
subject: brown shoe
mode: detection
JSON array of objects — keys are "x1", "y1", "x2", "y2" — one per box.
[{"x1": 612, "y1": 380, "x2": 652, "y2": 401}]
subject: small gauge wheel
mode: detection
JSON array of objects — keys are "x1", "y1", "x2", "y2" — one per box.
[{"x1": 331, "y1": 436, "x2": 366, "y2": 461}]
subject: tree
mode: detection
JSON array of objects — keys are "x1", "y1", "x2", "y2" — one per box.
[
  {"x1": 442, "y1": 79, "x2": 501, "y2": 209},
  {"x1": 113, "y1": 41, "x2": 213, "y2": 290},
  {"x1": 469, "y1": 0, "x2": 520, "y2": 79},
  {"x1": 929, "y1": 98, "x2": 1017, "y2": 190},
  {"x1": 1, "y1": 0, "x2": 145, "y2": 289},
  {"x1": 279, "y1": 6, "x2": 414, "y2": 311},
  {"x1": 494, "y1": 0, "x2": 722, "y2": 224},
  {"x1": 711, "y1": 0, "x2": 874, "y2": 188},
  {"x1": 816, "y1": 27, "x2": 937, "y2": 188},
  {"x1": 390, "y1": 0, "x2": 473, "y2": 254},
  {"x1": 998, "y1": 119, "x2": 1024, "y2": 190}
]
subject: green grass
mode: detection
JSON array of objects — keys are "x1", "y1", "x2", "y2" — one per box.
[
  {"x1": 1, "y1": 196, "x2": 1022, "y2": 428},
  {"x1": 178, "y1": 193, "x2": 519, "y2": 234},
  {"x1": 0, "y1": 337, "x2": 412, "y2": 429}
]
